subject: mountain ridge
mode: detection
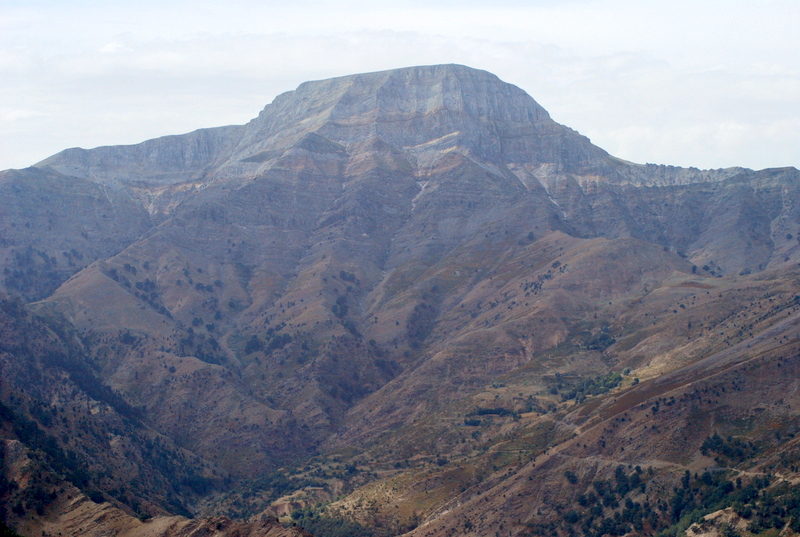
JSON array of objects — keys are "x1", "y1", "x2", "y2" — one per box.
[
  {"x1": 2, "y1": 64, "x2": 800, "y2": 537},
  {"x1": 35, "y1": 64, "x2": 759, "y2": 193}
]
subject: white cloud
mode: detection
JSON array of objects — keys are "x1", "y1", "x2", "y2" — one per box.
[{"x1": 0, "y1": 108, "x2": 46, "y2": 121}]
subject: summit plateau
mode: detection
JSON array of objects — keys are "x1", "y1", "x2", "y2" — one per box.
[{"x1": 3, "y1": 64, "x2": 800, "y2": 537}]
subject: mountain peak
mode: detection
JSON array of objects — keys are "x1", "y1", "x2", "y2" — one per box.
[
  {"x1": 226, "y1": 63, "x2": 613, "y2": 180},
  {"x1": 247, "y1": 63, "x2": 551, "y2": 149},
  {"x1": 34, "y1": 65, "x2": 755, "y2": 194},
  {"x1": 38, "y1": 64, "x2": 609, "y2": 186},
  {"x1": 266, "y1": 63, "x2": 551, "y2": 125}
]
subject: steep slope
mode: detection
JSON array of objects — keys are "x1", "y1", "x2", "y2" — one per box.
[
  {"x1": 288, "y1": 267, "x2": 800, "y2": 537},
  {"x1": 2, "y1": 64, "x2": 800, "y2": 536},
  {"x1": 0, "y1": 295, "x2": 226, "y2": 517},
  {"x1": 0, "y1": 167, "x2": 153, "y2": 301},
  {"x1": 2, "y1": 432, "x2": 307, "y2": 537},
  {"x1": 397, "y1": 273, "x2": 800, "y2": 537}
]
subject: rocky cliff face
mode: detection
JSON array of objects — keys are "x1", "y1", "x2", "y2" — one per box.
[{"x1": 3, "y1": 65, "x2": 800, "y2": 537}]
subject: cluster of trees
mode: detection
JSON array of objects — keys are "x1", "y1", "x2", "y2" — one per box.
[
  {"x1": 585, "y1": 333, "x2": 616, "y2": 351},
  {"x1": 109, "y1": 265, "x2": 174, "y2": 317},
  {"x1": 0, "y1": 520, "x2": 22, "y2": 537},
  {"x1": 728, "y1": 478, "x2": 800, "y2": 534},
  {"x1": 550, "y1": 372, "x2": 623, "y2": 403},
  {"x1": 329, "y1": 295, "x2": 362, "y2": 336},
  {"x1": 406, "y1": 302, "x2": 437, "y2": 347},
  {"x1": 0, "y1": 401, "x2": 90, "y2": 490},
  {"x1": 178, "y1": 330, "x2": 224, "y2": 365},
  {"x1": 700, "y1": 434, "x2": 760, "y2": 465},
  {"x1": 40, "y1": 344, "x2": 143, "y2": 421},
  {"x1": 2, "y1": 246, "x2": 63, "y2": 300},
  {"x1": 291, "y1": 507, "x2": 375, "y2": 537},
  {"x1": 243, "y1": 324, "x2": 292, "y2": 356},
  {"x1": 520, "y1": 271, "x2": 554, "y2": 296},
  {"x1": 567, "y1": 467, "x2": 649, "y2": 535},
  {"x1": 0, "y1": 297, "x2": 28, "y2": 322},
  {"x1": 0, "y1": 401, "x2": 90, "y2": 519},
  {"x1": 0, "y1": 440, "x2": 19, "y2": 519},
  {"x1": 290, "y1": 505, "x2": 420, "y2": 537},
  {"x1": 464, "y1": 407, "x2": 520, "y2": 425},
  {"x1": 13, "y1": 484, "x2": 57, "y2": 517},
  {"x1": 227, "y1": 470, "x2": 328, "y2": 519},
  {"x1": 135, "y1": 436, "x2": 218, "y2": 517},
  {"x1": 529, "y1": 463, "x2": 797, "y2": 537},
  {"x1": 331, "y1": 295, "x2": 349, "y2": 318},
  {"x1": 338, "y1": 270, "x2": 357, "y2": 284}
]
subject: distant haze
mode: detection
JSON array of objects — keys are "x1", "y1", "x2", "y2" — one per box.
[{"x1": 1, "y1": 0, "x2": 798, "y2": 171}]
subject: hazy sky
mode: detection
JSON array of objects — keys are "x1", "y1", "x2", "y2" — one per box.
[{"x1": 2, "y1": 0, "x2": 799, "y2": 171}]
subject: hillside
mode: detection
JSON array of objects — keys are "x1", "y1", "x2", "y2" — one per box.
[{"x1": 2, "y1": 64, "x2": 800, "y2": 537}]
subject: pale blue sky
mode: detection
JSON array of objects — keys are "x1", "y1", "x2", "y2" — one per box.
[{"x1": 2, "y1": 0, "x2": 799, "y2": 170}]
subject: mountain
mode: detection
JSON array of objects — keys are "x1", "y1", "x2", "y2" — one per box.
[{"x1": 2, "y1": 64, "x2": 800, "y2": 537}]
